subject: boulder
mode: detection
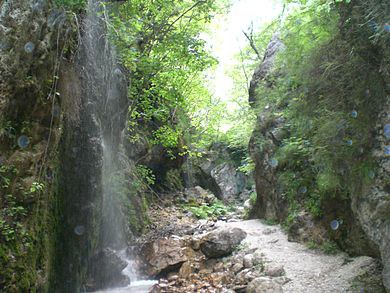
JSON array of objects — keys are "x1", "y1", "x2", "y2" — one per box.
[
  {"x1": 200, "y1": 227, "x2": 247, "y2": 258},
  {"x1": 183, "y1": 186, "x2": 216, "y2": 204},
  {"x1": 243, "y1": 254, "x2": 254, "y2": 268},
  {"x1": 140, "y1": 237, "x2": 187, "y2": 277},
  {"x1": 85, "y1": 248, "x2": 129, "y2": 291},
  {"x1": 264, "y1": 264, "x2": 285, "y2": 277},
  {"x1": 210, "y1": 162, "x2": 247, "y2": 202},
  {"x1": 247, "y1": 277, "x2": 284, "y2": 293}
]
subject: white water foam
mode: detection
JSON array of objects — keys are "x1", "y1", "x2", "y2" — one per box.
[{"x1": 94, "y1": 250, "x2": 157, "y2": 293}]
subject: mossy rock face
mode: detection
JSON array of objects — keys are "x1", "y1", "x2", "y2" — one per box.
[
  {"x1": 248, "y1": 0, "x2": 389, "y2": 283},
  {"x1": 0, "y1": 0, "x2": 69, "y2": 291}
]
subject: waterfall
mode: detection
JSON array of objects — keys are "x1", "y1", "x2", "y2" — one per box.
[
  {"x1": 53, "y1": 0, "x2": 157, "y2": 291},
  {"x1": 80, "y1": 1, "x2": 156, "y2": 291}
]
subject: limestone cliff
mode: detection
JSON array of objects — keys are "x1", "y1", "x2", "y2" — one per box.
[{"x1": 248, "y1": 1, "x2": 389, "y2": 290}]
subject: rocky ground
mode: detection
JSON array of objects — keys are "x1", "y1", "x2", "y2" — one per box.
[{"x1": 122, "y1": 187, "x2": 385, "y2": 293}]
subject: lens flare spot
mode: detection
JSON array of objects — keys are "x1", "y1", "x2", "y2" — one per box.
[
  {"x1": 24, "y1": 42, "x2": 35, "y2": 53},
  {"x1": 269, "y1": 158, "x2": 278, "y2": 168},
  {"x1": 298, "y1": 186, "x2": 308, "y2": 194},
  {"x1": 17, "y1": 135, "x2": 30, "y2": 148},
  {"x1": 74, "y1": 225, "x2": 85, "y2": 236},
  {"x1": 384, "y1": 124, "x2": 390, "y2": 139},
  {"x1": 346, "y1": 140, "x2": 353, "y2": 146},
  {"x1": 351, "y1": 110, "x2": 358, "y2": 118},
  {"x1": 330, "y1": 220, "x2": 340, "y2": 230},
  {"x1": 368, "y1": 170, "x2": 375, "y2": 179},
  {"x1": 384, "y1": 145, "x2": 390, "y2": 156}
]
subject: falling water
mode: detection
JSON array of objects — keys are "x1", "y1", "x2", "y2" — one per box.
[
  {"x1": 82, "y1": 0, "x2": 156, "y2": 291},
  {"x1": 82, "y1": 0, "x2": 127, "y2": 249}
]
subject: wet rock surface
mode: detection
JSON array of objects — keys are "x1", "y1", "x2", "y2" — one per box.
[{"x1": 86, "y1": 248, "x2": 130, "y2": 291}]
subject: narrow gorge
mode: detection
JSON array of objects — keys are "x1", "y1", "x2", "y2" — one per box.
[{"x1": 0, "y1": 0, "x2": 389, "y2": 292}]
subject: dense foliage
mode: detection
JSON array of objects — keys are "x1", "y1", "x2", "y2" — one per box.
[{"x1": 108, "y1": 0, "x2": 226, "y2": 156}]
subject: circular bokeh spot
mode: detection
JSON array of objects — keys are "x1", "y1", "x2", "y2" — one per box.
[
  {"x1": 384, "y1": 145, "x2": 390, "y2": 156},
  {"x1": 330, "y1": 220, "x2": 340, "y2": 230},
  {"x1": 269, "y1": 158, "x2": 278, "y2": 168},
  {"x1": 17, "y1": 135, "x2": 30, "y2": 148},
  {"x1": 368, "y1": 170, "x2": 375, "y2": 179},
  {"x1": 74, "y1": 225, "x2": 85, "y2": 236},
  {"x1": 298, "y1": 186, "x2": 308, "y2": 194},
  {"x1": 346, "y1": 140, "x2": 353, "y2": 146},
  {"x1": 350, "y1": 110, "x2": 358, "y2": 118},
  {"x1": 384, "y1": 124, "x2": 390, "y2": 139},
  {"x1": 24, "y1": 42, "x2": 35, "y2": 53}
]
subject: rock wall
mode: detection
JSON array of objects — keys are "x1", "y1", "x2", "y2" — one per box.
[
  {"x1": 248, "y1": 35, "x2": 288, "y2": 220},
  {"x1": 248, "y1": 2, "x2": 389, "y2": 290},
  {"x1": 183, "y1": 143, "x2": 252, "y2": 203},
  {"x1": 0, "y1": 1, "x2": 68, "y2": 291},
  {"x1": 0, "y1": 1, "x2": 149, "y2": 291},
  {"x1": 352, "y1": 100, "x2": 390, "y2": 289}
]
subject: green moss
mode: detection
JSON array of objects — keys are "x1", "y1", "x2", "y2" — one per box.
[
  {"x1": 320, "y1": 241, "x2": 339, "y2": 255},
  {"x1": 54, "y1": 0, "x2": 86, "y2": 11}
]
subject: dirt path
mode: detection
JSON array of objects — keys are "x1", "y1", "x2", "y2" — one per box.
[{"x1": 216, "y1": 219, "x2": 379, "y2": 293}]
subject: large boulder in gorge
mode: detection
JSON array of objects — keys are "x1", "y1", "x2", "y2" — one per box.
[
  {"x1": 85, "y1": 248, "x2": 130, "y2": 291},
  {"x1": 140, "y1": 237, "x2": 188, "y2": 277},
  {"x1": 200, "y1": 227, "x2": 247, "y2": 258},
  {"x1": 247, "y1": 277, "x2": 283, "y2": 293}
]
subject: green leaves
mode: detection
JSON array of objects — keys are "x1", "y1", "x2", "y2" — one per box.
[
  {"x1": 110, "y1": 0, "x2": 220, "y2": 152},
  {"x1": 54, "y1": 0, "x2": 86, "y2": 11},
  {"x1": 184, "y1": 200, "x2": 230, "y2": 219}
]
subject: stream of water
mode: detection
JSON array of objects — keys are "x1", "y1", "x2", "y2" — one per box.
[{"x1": 83, "y1": 0, "x2": 157, "y2": 291}]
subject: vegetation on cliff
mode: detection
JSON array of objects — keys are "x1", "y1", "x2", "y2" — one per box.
[{"x1": 247, "y1": 0, "x2": 389, "y2": 253}]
